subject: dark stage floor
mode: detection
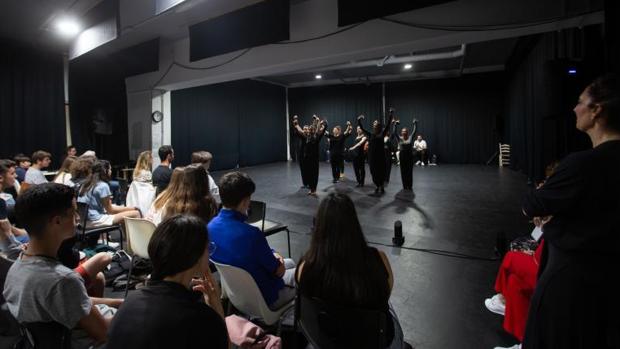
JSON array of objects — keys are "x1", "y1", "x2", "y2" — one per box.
[{"x1": 211, "y1": 161, "x2": 532, "y2": 349}]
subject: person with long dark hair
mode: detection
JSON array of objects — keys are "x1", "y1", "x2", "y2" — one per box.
[
  {"x1": 326, "y1": 121, "x2": 353, "y2": 183},
  {"x1": 358, "y1": 114, "x2": 393, "y2": 193},
  {"x1": 77, "y1": 160, "x2": 140, "y2": 227},
  {"x1": 349, "y1": 126, "x2": 368, "y2": 187},
  {"x1": 162, "y1": 165, "x2": 218, "y2": 224},
  {"x1": 520, "y1": 74, "x2": 620, "y2": 349},
  {"x1": 393, "y1": 118, "x2": 418, "y2": 190},
  {"x1": 293, "y1": 115, "x2": 327, "y2": 196},
  {"x1": 107, "y1": 215, "x2": 228, "y2": 349},
  {"x1": 296, "y1": 192, "x2": 410, "y2": 349}
]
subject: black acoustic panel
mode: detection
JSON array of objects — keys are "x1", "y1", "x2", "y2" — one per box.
[
  {"x1": 189, "y1": 0, "x2": 289, "y2": 61},
  {"x1": 338, "y1": 0, "x2": 455, "y2": 26}
]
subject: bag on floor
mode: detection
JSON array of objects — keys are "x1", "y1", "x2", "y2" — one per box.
[{"x1": 103, "y1": 250, "x2": 132, "y2": 285}]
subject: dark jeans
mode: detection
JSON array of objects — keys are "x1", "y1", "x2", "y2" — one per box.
[
  {"x1": 353, "y1": 155, "x2": 366, "y2": 185},
  {"x1": 415, "y1": 150, "x2": 428, "y2": 164},
  {"x1": 330, "y1": 153, "x2": 344, "y2": 180}
]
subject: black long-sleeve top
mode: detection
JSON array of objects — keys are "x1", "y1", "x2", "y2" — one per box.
[
  {"x1": 358, "y1": 118, "x2": 391, "y2": 162},
  {"x1": 522, "y1": 140, "x2": 620, "y2": 256}
]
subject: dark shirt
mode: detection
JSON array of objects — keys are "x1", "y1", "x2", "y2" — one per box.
[
  {"x1": 327, "y1": 133, "x2": 351, "y2": 155},
  {"x1": 152, "y1": 165, "x2": 173, "y2": 195},
  {"x1": 523, "y1": 140, "x2": 620, "y2": 255},
  {"x1": 304, "y1": 133, "x2": 325, "y2": 161},
  {"x1": 107, "y1": 280, "x2": 228, "y2": 349},
  {"x1": 15, "y1": 167, "x2": 26, "y2": 183},
  {"x1": 0, "y1": 198, "x2": 7, "y2": 220}
]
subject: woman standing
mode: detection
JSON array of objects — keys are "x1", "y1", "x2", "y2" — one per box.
[
  {"x1": 393, "y1": 118, "x2": 418, "y2": 190},
  {"x1": 293, "y1": 115, "x2": 326, "y2": 196},
  {"x1": 326, "y1": 121, "x2": 352, "y2": 183},
  {"x1": 521, "y1": 74, "x2": 620, "y2": 349},
  {"x1": 292, "y1": 115, "x2": 309, "y2": 188},
  {"x1": 358, "y1": 114, "x2": 393, "y2": 193},
  {"x1": 349, "y1": 126, "x2": 368, "y2": 187}
]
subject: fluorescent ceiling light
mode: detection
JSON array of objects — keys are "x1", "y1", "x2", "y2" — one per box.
[
  {"x1": 404, "y1": 63, "x2": 413, "y2": 70},
  {"x1": 56, "y1": 19, "x2": 81, "y2": 37},
  {"x1": 315, "y1": 74, "x2": 322, "y2": 79}
]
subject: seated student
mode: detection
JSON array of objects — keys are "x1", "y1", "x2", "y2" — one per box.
[
  {"x1": 13, "y1": 154, "x2": 30, "y2": 183},
  {"x1": 146, "y1": 167, "x2": 185, "y2": 225},
  {"x1": 208, "y1": 172, "x2": 296, "y2": 309},
  {"x1": 296, "y1": 192, "x2": 410, "y2": 349},
  {"x1": 132, "y1": 150, "x2": 153, "y2": 183},
  {"x1": 24, "y1": 150, "x2": 52, "y2": 185},
  {"x1": 70, "y1": 155, "x2": 96, "y2": 188},
  {"x1": 107, "y1": 215, "x2": 228, "y2": 349},
  {"x1": 77, "y1": 160, "x2": 140, "y2": 228},
  {"x1": 0, "y1": 161, "x2": 28, "y2": 246},
  {"x1": 161, "y1": 165, "x2": 217, "y2": 224},
  {"x1": 152, "y1": 145, "x2": 174, "y2": 196},
  {"x1": 2, "y1": 183, "x2": 115, "y2": 348},
  {"x1": 66, "y1": 145, "x2": 78, "y2": 158},
  {"x1": 191, "y1": 151, "x2": 220, "y2": 202},
  {"x1": 54, "y1": 155, "x2": 77, "y2": 186},
  {"x1": 413, "y1": 135, "x2": 427, "y2": 166},
  {"x1": 126, "y1": 150, "x2": 156, "y2": 215}
]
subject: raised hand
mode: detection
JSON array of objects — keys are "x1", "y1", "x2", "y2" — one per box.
[
  {"x1": 346, "y1": 120, "x2": 352, "y2": 126},
  {"x1": 357, "y1": 114, "x2": 365, "y2": 120},
  {"x1": 413, "y1": 118, "x2": 418, "y2": 123}
]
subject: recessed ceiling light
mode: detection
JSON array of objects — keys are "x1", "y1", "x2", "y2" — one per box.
[
  {"x1": 56, "y1": 18, "x2": 80, "y2": 37},
  {"x1": 404, "y1": 63, "x2": 413, "y2": 70},
  {"x1": 315, "y1": 74, "x2": 322, "y2": 79}
]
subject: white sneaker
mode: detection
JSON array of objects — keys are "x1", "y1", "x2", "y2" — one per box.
[
  {"x1": 493, "y1": 344, "x2": 520, "y2": 349},
  {"x1": 484, "y1": 294, "x2": 505, "y2": 315},
  {"x1": 415, "y1": 161, "x2": 421, "y2": 165},
  {"x1": 421, "y1": 162, "x2": 425, "y2": 166}
]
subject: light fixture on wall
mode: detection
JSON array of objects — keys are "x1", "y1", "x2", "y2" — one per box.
[
  {"x1": 56, "y1": 18, "x2": 81, "y2": 37},
  {"x1": 315, "y1": 74, "x2": 322, "y2": 80},
  {"x1": 404, "y1": 63, "x2": 413, "y2": 70}
]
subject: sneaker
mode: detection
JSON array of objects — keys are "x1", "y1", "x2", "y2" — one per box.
[
  {"x1": 493, "y1": 344, "x2": 520, "y2": 349},
  {"x1": 332, "y1": 179, "x2": 338, "y2": 183},
  {"x1": 415, "y1": 161, "x2": 421, "y2": 165},
  {"x1": 421, "y1": 162, "x2": 425, "y2": 166},
  {"x1": 485, "y1": 294, "x2": 505, "y2": 316}
]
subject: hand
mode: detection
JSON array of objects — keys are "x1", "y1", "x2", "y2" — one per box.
[
  {"x1": 321, "y1": 119, "x2": 327, "y2": 125},
  {"x1": 312, "y1": 115, "x2": 319, "y2": 120},
  {"x1": 273, "y1": 252, "x2": 285, "y2": 266},
  {"x1": 413, "y1": 118, "x2": 418, "y2": 123},
  {"x1": 346, "y1": 121, "x2": 352, "y2": 126},
  {"x1": 357, "y1": 114, "x2": 365, "y2": 120},
  {"x1": 293, "y1": 119, "x2": 299, "y2": 126},
  {"x1": 293, "y1": 115, "x2": 298, "y2": 120},
  {"x1": 192, "y1": 271, "x2": 221, "y2": 304}
]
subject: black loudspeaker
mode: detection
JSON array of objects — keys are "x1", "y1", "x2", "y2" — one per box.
[{"x1": 393, "y1": 220, "x2": 404, "y2": 246}]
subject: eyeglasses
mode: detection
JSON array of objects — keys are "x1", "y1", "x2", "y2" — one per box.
[{"x1": 208, "y1": 241, "x2": 217, "y2": 254}]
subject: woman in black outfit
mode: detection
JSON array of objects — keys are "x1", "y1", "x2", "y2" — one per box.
[
  {"x1": 296, "y1": 192, "x2": 410, "y2": 349},
  {"x1": 107, "y1": 215, "x2": 228, "y2": 349},
  {"x1": 293, "y1": 115, "x2": 327, "y2": 196},
  {"x1": 292, "y1": 115, "x2": 310, "y2": 188},
  {"x1": 349, "y1": 126, "x2": 368, "y2": 187},
  {"x1": 521, "y1": 74, "x2": 620, "y2": 349},
  {"x1": 358, "y1": 114, "x2": 393, "y2": 193},
  {"x1": 326, "y1": 121, "x2": 353, "y2": 183},
  {"x1": 393, "y1": 118, "x2": 418, "y2": 190}
]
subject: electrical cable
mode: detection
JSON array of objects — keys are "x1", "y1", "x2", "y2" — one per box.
[
  {"x1": 367, "y1": 240, "x2": 500, "y2": 261},
  {"x1": 272, "y1": 22, "x2": 366, "y2": 44}
]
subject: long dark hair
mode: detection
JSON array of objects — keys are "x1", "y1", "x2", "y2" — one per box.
[
  {"x1": 163, "y1": 165, "x2": 217, "y2": 223},
  {"x1": 299, "y1": 192, "x2": 390, "y2": 306},
  {"x1": 79, "y1": 160, "x2": 111, "y2": 196},
  {"x1": 148, "y1": 214, "x2": 208, "y2": 281},
  {"x1": 587, "y1": 73, "x2": 620, "y2": 132}
]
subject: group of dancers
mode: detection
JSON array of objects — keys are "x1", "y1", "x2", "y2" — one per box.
[{"x1": 292, "y1": 110, "x2": 428, "y2": 196}]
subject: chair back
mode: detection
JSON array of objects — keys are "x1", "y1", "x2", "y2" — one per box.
[
  {"x1": 19, "y1": 322, "x2": 72, "y2": 349},
  {"x1": 125, "y1": 181, "x2": 156, "y2": 215},
  {"x1": 247, "y1": 200, "x2": 266, "y2": 230},
  {"x1": 123, "y1": 217, "x2": 156, "y2": 259},
  {"x1": 76, "y1": 202, "x2": 89, "y2": 238},
  {"x1": 211, "y1": 261, "x2": 284, "y2": 325},
  {"x1": 297, "y1": 294, "x2": 388, "y2": 349}
]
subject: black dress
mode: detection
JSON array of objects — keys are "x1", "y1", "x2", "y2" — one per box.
[
  {"x1": 327, "y1": 132, "x2": 351, "y2": 181},
  {"x1": 294, "y1": 130, "x2": 309, "y2": 187},
  {"x1": 352, "y1": 135, "x2": 367, "y2": 186},
  {"x1": 521, "y1": 140, "x2": 620, "y2": 349},
  {"x1": 304, "y1": 130, "x2": 325, "y2": 192},
  {"x1": 358, "y1": 118, "x2": 390, "y2": 189},
  {"x1": 396, "y1": 121, "x2": 417, "y2": 190}
]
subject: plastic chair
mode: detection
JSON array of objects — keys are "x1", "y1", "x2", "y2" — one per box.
[
  {"x1": 247, "y1": 200, "x2": 291, "y2": 257},
  {"x1": 297, "y1": 294, "x2": 388, "y2": 349},
  {"x1": 76, "y1": 202, "x2": 123, "y2": 249},
  {"x1": 211, "y1": 261, "x2": 294, "y2": 333},
  {"x1": 123, "y1": 217, "x2": 156, "y2": 297}
]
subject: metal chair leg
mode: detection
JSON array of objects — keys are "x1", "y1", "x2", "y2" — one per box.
[
  {"x1": 286, "y1": 229, "x2": 291, "y2": 258},
  {"x1": 124, "y1": 257, "x2": 134, "y2": 298}
]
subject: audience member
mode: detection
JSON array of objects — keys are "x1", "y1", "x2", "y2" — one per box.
[
  {"x1": 54, "y1": 155, "x2": 77, "y2": 186},
  {"x1": 296, "y1": 192, "x2": 409, "y2": 349},
  {"x1": 13, "y1": 154, "x2": 30, "y2": 183},
  {"x1": 413, "y1": 135, "x2": 427, "y2": 166},
  {"x1": 191, "y1": 150, "x2": 220, "y2": 202},
  {"x1": 3, "y1": 183, "x2": 115, "y2": 348},
  {"x1": 152, "y1": 145, "x2": 174, "y2": 196},
  {"x1": 77, "y1": 160, "x2": 140, "y2": 227},
  {"x1": 208, "y1": 171, "x2": 296, "y2": 308},
  {"x1": 106, "y1": 215, "x2": 228, "y2": 349},
  {"x1": 70, "y1": 156, "x2": 96, "y2": 188},
  {"x1": 24, "y1": 150, "x2": 51, "y2": 185},
  {"x1": 132, "y1": 150, "x2": 152, "y2": 183},
  {"x1": 146, "y1": 168, "x2": 184, "y2": 225},
  {"x1": 162, "y1": 165, "x2": 217, "y2": 223},
  {"x1": 66, "y1": 145, "x2": 78, "y2": 158}
]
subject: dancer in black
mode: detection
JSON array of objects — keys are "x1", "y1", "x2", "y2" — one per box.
[
  {"x1": 293, "y1": 115, "x2": 326, "y2": 196},
  {"x1": 393, "y1": 118, "x2": 418, "y2": 190},
  {"x1": 358, "y1": 114, "x2": 393, "y2": 193},
  {"x1": 292, "y1": 115, "x2": 310, "y2": 188},
  {"x1": 349, "y1": 126, "x2": 368, "y2": 187},
  {"x1": 326, "y1": 121, "x2": 352, "y2": 183}
]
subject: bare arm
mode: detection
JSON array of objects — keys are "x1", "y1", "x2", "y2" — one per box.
[
  {"x1": 381, "y1": 115, "x2": 393, "y2": 137},
  {"x1": 349, "y1": 136, "x2": 367, "y2": 150},
  {"x1": 410, "y1": 118, "x2": 418, "y2": 141},
  {"x1": 291, "y1": 115, "x2": 305, "y2": 136},
  {"x1": 90, "y1": 297, "x2": 123, "y2": 308},
  {"x1": 77, "y1": 305, "x2": 109, "y2": 344},
  {"x1": 101, "y1": 197, "x2": 135, "y2": 215},
  {"x1": 344, "y1": 121, "x2": 353, "y2": 136}
]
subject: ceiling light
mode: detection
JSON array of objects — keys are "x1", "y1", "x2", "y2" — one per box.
[
  {"x1": 315, "y1": 74, "x2": 322, "y2": 80},
  {"x1": 56, "y1": 18, "x2": 81, "y2": 37},
  {"x1": 404, "y1": 63, "x2": 413, "y2": 70}
]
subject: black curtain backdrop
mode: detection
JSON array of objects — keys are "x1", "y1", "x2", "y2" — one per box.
[
  {"x1": 504, "y1": 26, "x2": 605, "y2": 183},
  {"x1": 386, "y1": 74, "x2": 504, "y2": 164},
  {"x1": 171, "y1": 80, "x2": 286, "y2": 170},
  {"x1": 0, "y1": 40, "x2": 65, "y2": 162},
  {"x1": 288, "y1": 84, "x2": 383, "y2": 161}
]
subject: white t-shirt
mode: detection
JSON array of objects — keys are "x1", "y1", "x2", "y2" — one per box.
[
  {"x1": 208, "y1": 174, "x2": 220, "y2": 202},
  {"x1": 414, "y1": 139, "x2": 427, "y2": 151}
]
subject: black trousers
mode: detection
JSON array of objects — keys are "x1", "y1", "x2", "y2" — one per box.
[
  {"x1": 415, "y1": 150, "x2": 428, "y2": 164},
  {"x1": 400, "y1": 151, "x2": 413, "y2": 189},
  {"x1": 353, "y1": 155, "x2": 366, "y2": 185},
  {"x1": 298, "y1": 156, "x2": 307, "y2": 186},
  {"x1": 384, "y1": 149, "x2": 393, "y2": 183},
  {"x1": 369, "y1": 154, "x2": 386, "y2": 188},
  {"x1": 330, "y1": 153, "x2": 344, "y2": 180},
  {"x1": 305, "y1": 157, "x2": 319, "y2": 191}
]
